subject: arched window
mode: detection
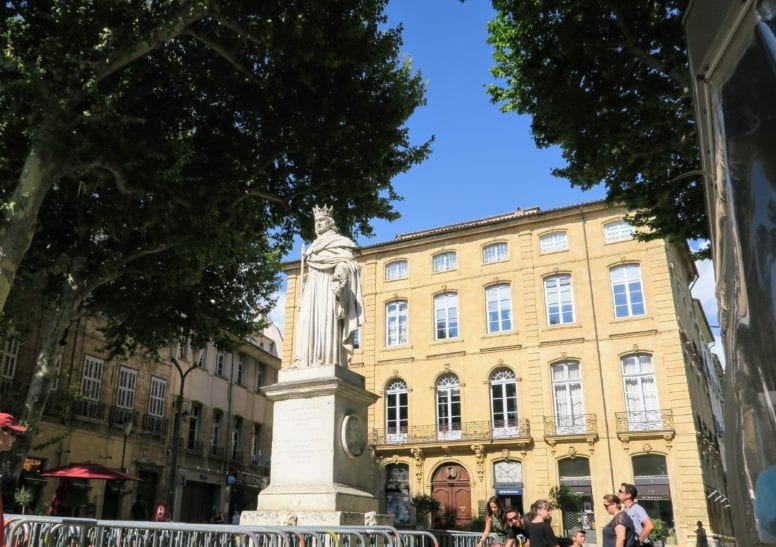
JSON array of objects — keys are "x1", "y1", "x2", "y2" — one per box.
[
  {"x1": 385, "y1": 379, "x2": 408, "y2": 443},
  {"x1": 490, "y1": 369, "x2": 518, "y2": 437},
  {"x1": 544, "y1": 274, "x2": 575, "y2": 325},
  {"x1": 483, "y1": 242, "x2": 508, "y2": 263},
  {"x1": 433, "y1": 251, "x2": 457, "y2": 272},
  {"x1": 385, "y1": 259, "x2": 408, "y2": 280},
  {"x1": 486, "y1": 284, "x2": 513, "y2": 333},
  {"x1": 604, "y1": 220, "x2": 634, "y2": 243},
  {"x1": 385, "y1": 464, "x2": 411, "y2": 525},
  {"x1": 436, "y1": 374, "x2": 462, "y2": 440},
  {"x1": 621, "y1": 354, "x2": 661, "y2": 430},
  {"x1": 386, "y1": 300, "x2": 409, "y2": 346},
  {"x1": 551, "y1": 361, "x2": 586, "y2": 434},
  {"x1": 610, "y1": 264, "x2": 645, "y2": 317},
  {"x1": 434, "y1": 292, "x2": 459, "y2": 340},
  {"x1": 540, "y1": 232, "x2": 568, "y2": 253}
]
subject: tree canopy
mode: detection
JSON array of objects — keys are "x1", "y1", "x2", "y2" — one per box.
[
  {"x1": 488, "y1": 0, "x2": 707, "y2": 255},
  {"x1": 0, "y1": 0, "x2": 431, "y2": 314}
]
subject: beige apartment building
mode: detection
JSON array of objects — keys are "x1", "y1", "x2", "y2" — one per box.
[
  {"x1": 2, "y1": 316, "x2": 281, "y2": 522},
  {"x1": 280, "y1": 200, "x2": 732, "y2": 545}
]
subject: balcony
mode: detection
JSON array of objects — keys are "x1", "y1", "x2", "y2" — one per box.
[
  {"x1": 109, "y1": 406, "x2": 137, "y2": 428},
  {"x1": 371, "y1": 419, "x2": 532, "y2": 451},
  {"x1": 74, "y1": 400, "x2": 106, "y2": 421},
  {"x1": 209, "y1": 445, "x2": 226, "y2": 459},
  {"x1": 615, "y1": 410, "x2": 675, "y2": 444},
  {"x1": 179, "y1": 437, "x2": 204, "y2": 454},
  {"x1": 543, "y1": 414, "x2": 598, "y2": 450},
  {"x1": 141, "y1": 414, "x2": 168, "y2": 436}
]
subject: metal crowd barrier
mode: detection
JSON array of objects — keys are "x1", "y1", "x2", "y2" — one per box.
[{"x1": 2, "y1": 515, "x2": 441, "y2": 547}]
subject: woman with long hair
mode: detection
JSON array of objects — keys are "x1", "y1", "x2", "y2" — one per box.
[
  {"x1": 602, "y1": 494, "x2": 636, "y2": 547},
  {"x1": 477, "y1": 496, "x2": 508, "y2": 547}
]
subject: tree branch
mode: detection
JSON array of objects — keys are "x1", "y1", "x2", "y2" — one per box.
[
  {"x1": 94, "y1": 1, "x2": 213, "y2": 85},
  {"x1": 605, "y1": 2, "x2": 687, "y2": 89},
  {"x1": 183, "y1": 29, "x2": 264, "y2": 86}
]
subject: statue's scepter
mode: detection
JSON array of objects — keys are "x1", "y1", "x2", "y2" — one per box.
[{"x1": 298, "y1": 242, "x2": 306, "y2": 312}]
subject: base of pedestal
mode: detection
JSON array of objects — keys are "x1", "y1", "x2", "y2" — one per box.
[
  {"x1": 256, "y1": 482, "x2": 378, "y2": 513},
  {"x1": 241, "y1": 509, "x2": 393, "y2": 526}
]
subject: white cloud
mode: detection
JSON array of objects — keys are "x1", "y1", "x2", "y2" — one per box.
[{"x1": 692, "y1": 259, "x2": 726, "y2": 368}]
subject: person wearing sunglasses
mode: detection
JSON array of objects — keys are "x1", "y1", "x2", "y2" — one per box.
[
  {"x1": 619, "y1": 483, "x2": 654, "y2": 545},
  {"x1": 503, "y1": 508, "x2": 528, "y2": 547},
  {"x1": 0, "y1": 412, "x2": 28, "y2": 546},
  {"x1": 602, "y1": 494, "x2": 637, "y2": 547}
]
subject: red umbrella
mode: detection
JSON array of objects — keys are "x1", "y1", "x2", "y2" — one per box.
[{"x1": 40, "y1": 461, "x2": 142, "y2": 481}]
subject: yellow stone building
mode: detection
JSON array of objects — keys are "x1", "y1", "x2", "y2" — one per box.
[{"x1": 281, "y1": 200, "x2": 732, "y2": 545}]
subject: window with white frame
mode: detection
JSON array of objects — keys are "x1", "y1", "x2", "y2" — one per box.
[
  {"x1": 256, "y1": 364, "x2": 263, "y2": 391},
  {"x1": 540, "y1": 232, "x2": 569, "y2": 253},
  {"x1": 544, "y1": 274, "x2": 575, "y2": 325},
  {"x1": 148, "y1": 377, "x2": 166, "y2": 417},
  {"x1": 434, "y1": 292, "x2": 459, "y2": 340},
  {"x1": 433, "y1": 251, "x2": 457, "y2": 272},
  {"x1": 385, "y1": 379, "x2": 408, "y2": 443},
  {"x1": 187, "y1": 403, "x2": 201, "y2": 450},
  {"x1": 82, "y1": 355, "x2": 104, "y2": 402},
  {"x1": 198, "y1": 348, "x2": 206, "y2": 368},
  {"x1": 436, "y1": 374, "x2": 461, "y2": 440},
  {"x1": 551, "y1": 361, "x2": 586, "y2": 434},
  {"x1": 236, "y1": 357, "x2": 244, "y2": 384},
  {"x1": 621, "y1": 354, "x2": 661, "y2": 430},
  {"x1": 178, "y1": 342, "x2": 187, "y2": 360},
  {"x1": 1, "y1": 337, "x2": 20, "y2": 381},
  {"x1": 386, "y1": 300, "x2": 408, "y2": 346},
  {"x1": 385, "y1": 260, "x2": 408, "y2": 281},
  {"x1": 610, "y1": 264, "x2": 646, "y2": 318},
  {"x1": 490, "y1": 369, "x2": 518, "y2": 437},
  {"x1": 232, "y1": 415, "x2": 243, "y2": 460},
  {"x1": 211, "y1": 409, "x2": 222, "y2": 449},
  {"x1": 483, "y1": 242, "x2": 508, "y2": 264},
  {"x1": 486, "y1": 284, "x2": 512, "y2": 333},
  {"x1": 116, "y1": 366, "x2": 137, "y2": 411},
  {"x1": 216, "y1": 352, "x2": 225, "y2": 376},
  {"x1": 604, "y1": 220, "x2": 634, "y2": 243}
]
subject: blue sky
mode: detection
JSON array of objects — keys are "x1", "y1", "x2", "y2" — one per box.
[{"x1": 270, "y1": 0, "x2": 723, "y2": 362}]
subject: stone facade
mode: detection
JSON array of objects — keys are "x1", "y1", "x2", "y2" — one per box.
[
  {"x1": 7, "y1": 315, "x2": 281, "y2": 522},
  {"x1": 280, "y1": 201, "x2": 731, "y2": 545}
]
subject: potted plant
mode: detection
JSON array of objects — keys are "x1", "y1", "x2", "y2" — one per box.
[
  {"x1": 649, "y1": 518, "x2": 671, "y2": 546},
  {"x1": 411, "y1": 494, "x2": 440, "y2": 529},
  {"x1": 14, "y1": 485, "x2": 34, "y2": 515}
]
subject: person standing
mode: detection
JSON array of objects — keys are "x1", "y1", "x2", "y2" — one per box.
[
  {"x1": 695, "y1": 521, "x2": 709, "y2": 547},
  {"x1": 295, "y1": 204, "x2": 364, "y2": 368},
  {"x1": 619, "y1": 483, "x2": 654, "y2": 545},
  {"x1": 0, "y1": 412, "x2": 27, "y2": 546},
  {"x1": 477, "y1": 496, "x2": 509, "y2": 547},
  {"x1": 527, "y1": 499, "x2": 561, "y2": 547},
  {"x1": 602, "y1": 494, "x2": 636, "y2": 547}
]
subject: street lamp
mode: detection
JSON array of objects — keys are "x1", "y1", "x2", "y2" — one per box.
[
  {"x1": 120, "y1": 418, "x2": 133, "y2": 471},
  {"x1": 166, "y1": 347, "x2": 202, "y2": 518}
]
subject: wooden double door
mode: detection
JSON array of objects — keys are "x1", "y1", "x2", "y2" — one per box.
[{"x1": 431, "y1": 463, "x2": 471, "y2": 529}]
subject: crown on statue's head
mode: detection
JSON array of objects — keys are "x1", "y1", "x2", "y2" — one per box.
[{"x1": 313, "y1": 204, "x2": 334, "y2": 220}]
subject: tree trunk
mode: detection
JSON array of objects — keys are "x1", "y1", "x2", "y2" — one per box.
[{"x1": 0, "y1": 146, "x2": 57, "y2": 315}]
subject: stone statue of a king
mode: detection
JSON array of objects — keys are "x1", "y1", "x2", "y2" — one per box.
[{"x1": 294, "y1": 205, "x2": 364, "y2": 367}]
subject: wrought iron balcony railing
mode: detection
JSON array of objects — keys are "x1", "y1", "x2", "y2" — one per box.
[
  {"x1": 371, "y1": 419, "x2": 531, "y2": 446},
  {"x1": 179, "y1": 437, "x2": 204, "y2": 453},
  {"x1": 543, "y1": 414, "x2": 597, "y2": 437},
  {"x1": 141, "y1": 414, "x2": 168, "y2": 436},
  {"x1": 209, "y1": 445, "x2": 226, "y2": 458},
  {"x1": 109, "y1": 406, "x2": 138, "y2": 428},
  {"x1": 615, "y1": 410, "x2": 674, "y2": 434},
  {"x1": 74, "y1": 399, "x2": 106, "y2": 421}
]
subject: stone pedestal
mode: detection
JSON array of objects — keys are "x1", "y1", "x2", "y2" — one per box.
[{"x1": 242, "y1": 365, "x2": 384, "y2": 526}]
